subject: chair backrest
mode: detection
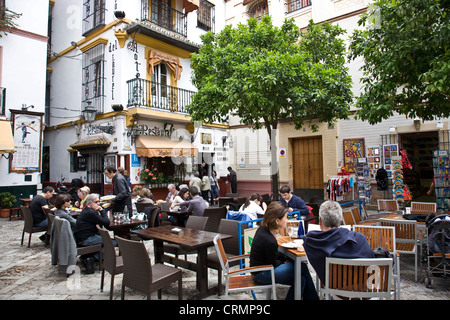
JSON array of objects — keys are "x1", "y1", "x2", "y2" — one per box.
[
  {"x1": 226, "y1": 193, "x2": 239, "y2": 198},
  {"x1": 145, "y1": 207, "x2": 160, "y2": 228},
  {"x1": 377, "y1": 199, "x2": 399, "y2": 212},
  {"x1": 21, "y1": 206, "x2": 33, "y2": 232},
  {"x1": 342, "y1": 209, "x2": 355, "y2": 225},
  {"x1": 218, "y1": 219, "x2": 243, "y2": 255},
  {"x1": 115, "y1": 236, "x2": 152, "y2": 293},
  {"x1": 353, "y1": 225, "x2": 396, "y2": 255},
  {"x1": 213, "y1": 234, "x2": 230, "y2": 275},
  {"x1": 160, "y1": 202, "x2": 171, "y2": 212},
  {"x1": 47, "y1": 212, "x2": 56, "y2": 235},
  {"x1": 185, "y1": 215, "x2": 208, "y2": 230},
  {"x1": 203, "y1": 206, "x2": 227, "y2": 232},
  {"x1": 379, "y1": 219, "x2": 417, "y2": 243},
  {"x1": 324, "y1": 257, "x2": 393, "y2": 300},
  {"x1": 136, "y1": 202, "x2": 153, "y2": 213},
  {"x1": 410, "y1": 202, "x2": 437, "y2": 214},
  {"x1": 97, "y1": 226, "x2": 117, "y2": 272},
  {"x1": 350, "y1": 207, "x2": 362, "y2": 224},
  {"x1": 236, "y1": 197, "x2": 246, "y2": 205}
]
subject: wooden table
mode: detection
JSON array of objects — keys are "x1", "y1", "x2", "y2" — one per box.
[
  {"x1": 277, "y1": 236, "x2": 308, "y2": 300},
  {"x1": 107, "y1": 216, "x2": 146, "y2": 238},
  {"x1": 19, "y1": 198, "x2": 32, "y2": 207},
  {"x1": 132, "y1": 225, "x2": 232, "y2": 299}
]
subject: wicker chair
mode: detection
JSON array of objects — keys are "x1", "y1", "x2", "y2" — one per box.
[
  {"x1": 97, "y1": 226, "x2": 123, "y2": 300},
  {"x1": 20, "y1": 206, "x2": 47, "y2": 248},
  {"x1": 115, "y1": 236, "x2": 182, "y2": 300},
  {"x1": 203, "y1": 206, "x2": 227, "y2": 233}
]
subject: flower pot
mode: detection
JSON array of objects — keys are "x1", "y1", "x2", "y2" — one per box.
[{"x1": 0, "y1": 208, "x2": 10, "y2": 218}]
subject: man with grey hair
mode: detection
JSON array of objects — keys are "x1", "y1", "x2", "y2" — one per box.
[
  {"x1": 302, "y1": 200, "x2": 374, "y2": 284},
  {"x1": 165, "y1": 184, "x2": 178, "y2": 203},
  {"x1": 74, "y1": 193, "x2": 110, "y2": 273}
]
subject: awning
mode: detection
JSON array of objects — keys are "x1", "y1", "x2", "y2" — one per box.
[
  {"x1": 184, "y1": 0, "x2": 199, "y2": 14},
  {"x1": 148, "y1": 49, "x2": 183, "y2": 81},
  {"x1": 70, "y1": 134, "x2": 111, "y2": 154},
  {"x1": 0, "y1": 120, "x2": 15, "y2": 154},
  {"x1": 136, "y1": 135, "x2": 197, "y2": 158}
]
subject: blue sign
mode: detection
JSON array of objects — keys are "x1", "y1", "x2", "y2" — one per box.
[{"x1": 131, "y1": 154, "x2": 140, "y2": 167}]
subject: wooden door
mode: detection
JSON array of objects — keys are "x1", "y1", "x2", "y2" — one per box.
[{"x1": 292, "y1": 137, "x2": 323, "y2": 201}]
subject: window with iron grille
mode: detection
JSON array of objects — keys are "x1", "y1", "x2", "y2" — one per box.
[
  {"x1": 82, "y1": 44, "x2": 105, "y2": 114},
  {"x1": 197, "y1": 0, "x2": 215, "y2": 33},
  {"x1": 82, "y1": 0, "x2": 106, "y2": 36},
  {"x1": 287, "y1": 0, "x2": 311, "y2": 14}
]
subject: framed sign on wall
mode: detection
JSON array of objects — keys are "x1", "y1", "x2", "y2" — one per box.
[
  {"x1": 9, "y1": 110, "x2": 44, "y2": 173},
  {"x1": 343, "y1": 138, "x2": 365, "y2": 173}
]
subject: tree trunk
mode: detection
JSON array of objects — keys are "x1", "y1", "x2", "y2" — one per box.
[{"x1": 268, "y1": 123, "x2": 280, "y2": 200}]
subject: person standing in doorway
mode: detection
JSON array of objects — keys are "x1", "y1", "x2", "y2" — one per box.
[{"x1": 227, "y1": 166, "x2": 237, "y2": 194}]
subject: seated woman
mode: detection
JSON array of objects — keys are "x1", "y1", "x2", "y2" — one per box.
[
  {"x1": 135, "y1": 188, "x2": 154, "y2": 206},
  {"x1": 250, "y1": 201, "x2": 318, "y2": 300},
  {"x1": 170, "y1": 187, "x2": 190, "y2": 211},
  {"x1": 239, "y1": 192, "x2": 265, "y2": 220},
  {"x1": 54, "y1": 193, "x2": 77, "y2": 228},
  {"x1": 74, "y1": 186, "x2": 90, "y2": 209}
]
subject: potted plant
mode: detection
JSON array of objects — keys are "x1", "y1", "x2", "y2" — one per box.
[{"x1": 0, "y1": 192, "x2": 17, "y2": 218}]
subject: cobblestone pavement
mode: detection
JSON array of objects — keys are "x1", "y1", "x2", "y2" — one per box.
[{"x1": 0, "y1": 217, "x2": 448, "y2": 301}]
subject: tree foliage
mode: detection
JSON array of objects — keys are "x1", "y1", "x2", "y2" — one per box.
[
  {"x1": 189, "y1": 16, "x2": 353, "y2": 136},
  {"x1": 349, "y1": 0, "x2": 450, "y2": 124}
]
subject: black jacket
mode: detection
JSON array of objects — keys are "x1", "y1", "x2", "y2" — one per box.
[
  {"x1": 74, "y1": 206, "x2": 110, "y2": 244},
  {"x1": 112, "y1": 173, "x2": 131, "y2": 212}
]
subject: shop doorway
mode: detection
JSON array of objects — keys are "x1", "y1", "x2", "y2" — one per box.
[
  {"x1": 400, "y1": 131, "x2": 439, "y2": 201},
  {"x1": 292, "y1": 136, "x2": 324, "y2": 202}
]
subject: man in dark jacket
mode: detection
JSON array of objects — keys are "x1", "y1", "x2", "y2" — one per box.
[
  {"x1": 104, "y1": 166, "x2": 131, "y2": 214},
  {"x1": 279, "y1": 185, "x2": 309, "y2": 216},
  {"x1": 302, "y1": 200, "x2": 374, "y2": 285}
]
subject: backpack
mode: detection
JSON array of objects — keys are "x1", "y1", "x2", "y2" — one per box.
[{"x1": 376, "y1": 168, "x2": 388, "y2": 191}]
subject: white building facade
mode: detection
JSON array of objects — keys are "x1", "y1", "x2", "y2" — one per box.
[{"x1": 0, "y1": 0, "x2": 49, "y2": 203}]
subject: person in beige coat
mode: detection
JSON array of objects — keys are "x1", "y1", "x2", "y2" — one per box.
[{"x1": 200, "y1": 169, "x2": 211, "y2": 203}]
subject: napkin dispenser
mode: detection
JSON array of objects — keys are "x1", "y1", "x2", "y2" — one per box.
[{"x1": 171, "y1": 228, "x2": 184, "y2": 237}]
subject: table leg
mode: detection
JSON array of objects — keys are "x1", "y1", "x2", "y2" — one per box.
[
  {"x1": 196, "y1": 246, "x2": 208, "y2": 296},
  {"x1": 154, "y1": 240, "x2": 164, "y2": 264},
  {"x1": 295, "y1": 257, "x2": 302, "y2": 300}
]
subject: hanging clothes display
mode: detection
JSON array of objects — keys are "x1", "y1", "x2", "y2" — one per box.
[{"x1": 327, "y1": 176, "x2": 351, "y2": 201}]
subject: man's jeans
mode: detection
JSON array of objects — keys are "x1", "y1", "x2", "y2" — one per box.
[
  {"x1": 34, "y1": 218, "x2": 48, "y2": 227},
  {"x1": 80, "y1": 234, "x2": 103, "y2": 261}
]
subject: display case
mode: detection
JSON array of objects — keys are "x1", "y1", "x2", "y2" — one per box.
[
  {"x1": 433, "y1": 150, "x2": 450, "y2": 214},
  {"x1": 356, "y1": 160, "x2": 371, "y2": 204}
]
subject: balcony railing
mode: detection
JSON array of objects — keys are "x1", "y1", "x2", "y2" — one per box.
[
  {"x1": 127, "y1": 77, "x2": 194, "y2": 114},
  {"x1": 141, "y1": 0, "x2": 187, "y2": 37}
]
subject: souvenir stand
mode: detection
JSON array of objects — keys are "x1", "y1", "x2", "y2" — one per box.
[
  {"x1": 433, "y1": 150, "x2": 450, "y2": 214},
  {"x1": 356, "y1": 159, "x2": 371, "y2": 205}
]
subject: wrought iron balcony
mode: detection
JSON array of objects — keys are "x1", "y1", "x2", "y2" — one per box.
[
  {"x1": 127, "y1": 77, "x2": 194, "y2": 114},
  {"x1": 141, "y1": 0, "x2": 187, "y2": 37}
]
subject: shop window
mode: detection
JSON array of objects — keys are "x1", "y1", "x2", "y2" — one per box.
[{"x1": 144, "y1": 157, "x2": 186, "y2": 183}]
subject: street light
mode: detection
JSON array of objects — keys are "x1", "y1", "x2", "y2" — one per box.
[{"x1": 82, "y1": 101, "x2": 97, "y2": 123}]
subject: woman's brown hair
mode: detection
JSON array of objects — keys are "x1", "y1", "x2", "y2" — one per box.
[
  {"x1": 55, "y1": 193, "x2": 71, "y2": 209},
  {"x1": 261, "y1": 201, "x2": 289, "y2": 231},
  {"x1": 242, "y1": 192, "x2": 262, "y2": 210}
]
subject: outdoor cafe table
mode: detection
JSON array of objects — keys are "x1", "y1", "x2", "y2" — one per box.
[
  {"x1": 277, "y1": 235, "x2": 308, "y2": 300},
  {"x1": 107, "y1": 215, "x2": 146, "y2": 238},
  {"x1": 132, "y1": 225, "x2": 233, "y2": 299}
]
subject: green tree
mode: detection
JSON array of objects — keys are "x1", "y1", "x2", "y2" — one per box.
[
  {"x1": 349, "y1": 0, "x2": 450, "y2": 124},
  {"x1": 188, "y1": 16, "x2": 353, "y2": 196}
]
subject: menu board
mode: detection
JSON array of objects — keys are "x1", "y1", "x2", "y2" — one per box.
[{"x1": 10, "y1": 111, "x2": 43, "y2": 172}]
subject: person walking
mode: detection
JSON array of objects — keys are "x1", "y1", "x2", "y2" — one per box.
[{"x1": 104, "y1": 166, "x2": 131, "y2": 216}]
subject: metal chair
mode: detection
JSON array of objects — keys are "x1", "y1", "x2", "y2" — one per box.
[
  {"x1": 213, "y1": 234, "x2": 277, "y2": 299},
  {"x1": 97, "y1": 226, "x2": 123, "y2": 300},
  {"x1": 350, "y1": 206, "x2": 378, "y2": 226},
  {"x1": 380, "y1": 218, "x2": 419, "y2": 281},
  {"x1": 206, "y1": 219, "x2": 246, "y2": 295},
  {"x1": 115, "y1": 236, "x2": 182, "y2": 300},
  {"x1": 323, "y1": 257, "x2": 393, "y2": 300},
  {"x1": 20, "y1": 206, "x2": 47, "y2": 248},
  {"x1": 353, "y1": 225, "x2": 401, "y2": 299},
  {"x1": 203, "y1": 206, "x2": 227, "y2": 232}
]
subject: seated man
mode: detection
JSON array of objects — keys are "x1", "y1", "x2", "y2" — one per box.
[
  {"x1": 179, "y1": 186, "x2": 208, "y2": 217},
  {"x1": 73, "y1": 193, "x2": 110, "y2": 273},
  {"x1": 302, "y1": 200, "x2": 374, "y2": 285},
  {"x1": 29, "y1": 186, "x2": 55, "y2": 244},
  {"x1": 279, "y1": 185, "x2": 309, "y2": 217}
]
